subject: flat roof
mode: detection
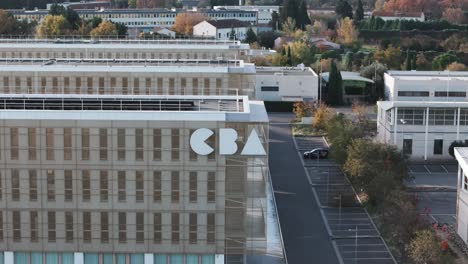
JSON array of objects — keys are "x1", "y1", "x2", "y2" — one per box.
[
  {"x1": 386, "y1": 71, "x2": 468, "y2": 81},
  {"x1": 378, "y1": 100, "x2": 468, "y2": 111},
  {"x1": 0, "y1": 59, "x2": 255, "y2": 73},
  {"x1": 0, "y1": 38, "x2": 250, "y2": 50},
  {"x1": 255, "y1": 66, "x2": 318, "y2": 76},
  {"x1": 0, "y1": 94, "x2": 268, "y2": 123},
  {"x1": 321, "y1": 71, "x2": 374, "y2": 83},
  {"x1": 9, "y1": 8, "x2": 256, "y2": 14},
  {"x1": 455, "y1": 148, "x2": 468, "y2": 175}
]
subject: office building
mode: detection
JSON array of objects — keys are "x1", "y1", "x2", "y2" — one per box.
[
  {"x1": 377, "y1": 71, "x2": 468, "y2": 160},
  {"x1": 213, "y1": 6, "x2": 279, "y2": 25},
  {"x1": 0, "y1": 94, "x2": 270, "y2": 264},
  {"x1": 455, "y1": 147, "x2": 468, "y2": 245},
  {"x1": 0, "y1": 39, "x2": 250, "y2": 60},
  {"x1": 193, "y1": 20, "x2": 252, "y2": 41}
]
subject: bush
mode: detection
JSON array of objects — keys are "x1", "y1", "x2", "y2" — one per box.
[
  {"x1": 407, "y1": 230, "x2": 442, "y2": 264},
  {"x1": 313, "y1": 104, "x2": 332, "y2": 131}
]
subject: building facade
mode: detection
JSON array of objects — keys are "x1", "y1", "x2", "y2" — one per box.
[
  {"x1": 455, "y1": 148, "x2": 468, "y2": 246},
  {"x1": 193, "y1": 20, "x2": 251, "y2": 41},
  {"x1": 0, "y1": 39, "x2": 250, "y2": 60},
  {"x1": 0, "y1": 94, "x2": 270, "y2": 264}
]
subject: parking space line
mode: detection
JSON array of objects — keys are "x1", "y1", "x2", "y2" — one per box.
[
  {"x1": 441, "y1": 165, "x2": 449, "y2": 173},
  {"x1": 423, "y1": 165, "x2": 431, "y2": 174}
]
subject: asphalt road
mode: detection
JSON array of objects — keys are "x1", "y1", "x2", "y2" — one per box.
[{"x1": 268, "y1": 113, "x2": 339, "y2": 264}]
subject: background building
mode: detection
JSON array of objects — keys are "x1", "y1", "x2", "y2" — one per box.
[
  {"x1": 455, "y1": 148, "x2": 468, "y2": 246},
  {"x1": 0, "y1": 94, "x2": 270, "y2": 264},
  {"x1": 193, "y1": 20, "x2": 252, "y2": 41}
]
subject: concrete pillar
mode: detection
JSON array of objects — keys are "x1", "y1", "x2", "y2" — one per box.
[
  {"x1": 144, "y1": 253, "x2": 154, "y2": 264},
  {"x1": 424, "y1": 107, "x2": 429, "y2": 160},
  {"x1": 215, "y1": 254, "x2": 225, "y2": 264},
  {"x1": 74, "y1": 252, "x2": 84, "y2": 264},
  {"x1": 4, "y1": 252, "x2": 13, "y2": 264}
]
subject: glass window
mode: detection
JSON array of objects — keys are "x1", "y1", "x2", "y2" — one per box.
[
  {"x1": 171, "y1": 213, "x2": 180, "y2": 243},
  {"x1": 46, "y1": 128, "x2": 54, "y2": 160},
  {"x1": 30, "y1": 211, "x2": 38, "y2": 242},
  {"x1": 118, "y1": 128, "x2": 126, "y2": 160},
  {"x1": 170, "y1": 255, "x2": 183, "y2": 264},
  {"x1": 434, "y1": 139, "x2": 443, "y2": 155},
  {"x1": 428, "y1": 108, "x2": 455, "y2": 126},
  {"x1": 207, "y1": 213, "x2": 215, "y2": 244},
  {"x1": 154, "y1": 255, "x2": 167, "y2": 264},
  {"x1": 135, "y1": 128, "x2": 144, "y2": 161},
  {"x1": 403, "y1": 139, "x2": 412, "y2": 155},
  {"x1": 186, "y1": 255, "x2": 198, "y2": 264},
  {"x1": 134, "y1": 78, "x2": 140, "y2": 95},
  {"x1": 82, "y1": 128, "x2": 90, "y2": 160},
  {"x1": 64, "y1": 128, "x2": 72, "y2": 160},
  {"x1": 119, "y1": 212, "x2": 127, "y2": 243},
  {"x1": 100, "y1": 171, "x2": 108, "y2": 202},
  {"x1": 65, "y1": 211, "x2": 73, "y2": 242},
  {"x1": 47, "y1": 170, "x2": 55, "y2": 201},
  {"x1": 118, "y1": 171, "x2": 126, "y2": 201},
  {"x1": 207, "y1": 172, "x2": 216, "y2": 202},
  {"x1": 136, "y1": 171, "x2": 144, "y2": 202},
  {"x1": 84, "y1": 254, "x2": 98, "y2": 264},
  {"x1": 136, "y1": 212, "x2": 144, "y2": 243},
  {"x1": 153, "y1": 129, "x2": 161, "y2": 160},
  {"x1": 10, "y1": 128, "x2": 18, "y2": 160},
  {"x1": 83, "y1": 211, "x2": 91, "y2": 243},
  {"x1": 131, "y1": 254, "x2": 144, "y2": 264},
  {"x1": 171, "y1": 171, "x2": 179, "y2": 202},
  {"x1": 201, "y1": 255, "x2": 215, "y2": 264},
  {"x1": 154, "y1": 212, "x2": 162, "y2": 244},
  {"x1": 29, "y1": 170, "x2": 37, "y2": 201},
  {"x1": 101, "y1": 212, "x2": 109, "y2": 243},
  {"x1": 82, "y1": 170, "x2": 91, "y2": 202},
  {"x1": 11, "y1": 169, "x2": 20, "y2": 201},
  {"x1": 189, "y1": 213, "x2": 197, "y2": 244},
  {"x1": 28, "y1": 128, "x2": 36, "y2": 160},
  {"x1": 100, "y1": 128, "x2": 108, "y2": 160},
  {"x1": 397, "y1": 108, "x2": 425, "y2": 125},
  {"x1": 64, "y1": 170, "x2": 73, "y2": 202},
  {"x1": 30, "y1": 252, "x2": 42, "y2": 264},
  {"x1": 171, "y1": 129, "x2": 180, "y2": 161},
  {"x1": 153, "y1": 171, "x2": 161, "y2": 202},
  {"x1": 189, "y1": 172, "x2": 197, "y2": 202},
  {"x1": 48, "y1": 211, "x2": 56, "y2": 242}
]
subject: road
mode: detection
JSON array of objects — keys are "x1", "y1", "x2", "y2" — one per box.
[{"x1": 268, "y1": 113, "x2": 339, "y2": 264}]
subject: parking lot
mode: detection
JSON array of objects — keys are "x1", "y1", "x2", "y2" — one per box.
[
  {"x1": 408, "y1": 164, "x2": 458, "y2": 174},
  {"x1": 294, "y1": 136, "x2": 396, "y2": 264}
]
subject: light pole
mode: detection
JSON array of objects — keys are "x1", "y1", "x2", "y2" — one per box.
[{"x1": 348, "y1": 226, "x2": 358, "y2": 264}]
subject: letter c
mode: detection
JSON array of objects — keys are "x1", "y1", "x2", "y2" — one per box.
[{"x1": 190, "y1": 128, "x2": 214, "y2": 155}]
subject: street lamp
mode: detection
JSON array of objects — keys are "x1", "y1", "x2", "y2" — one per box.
[{"x1": 348, "y1": 226, "x2": 358, "y2": 264}]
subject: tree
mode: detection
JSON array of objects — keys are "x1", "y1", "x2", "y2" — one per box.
[
  {"x1": 326, "y1": 61, "x2": 343, "y2": 106},
  {"x1": 355, "y1": 0, "x2": 364, "y2": 22},
  {"x1": 404, "y1": 49, "x2": 412, "y2": 70},
  {"x1": 36, "y1": 15, "x2": 69, "y2": 38},
  {"x1": 270, "y1": 11, "x2": 280, "y2": 31},
  {"x1": 0, "y1": 10, "x2": 21, "y2": 35},
  {"x1": 171, "y1": 13, "x2": 208, "y2": 35},
  {"x1": 335, "y1": 0, "x2": 353, "y2": 19},
  {"x1": 229, "y1": 27, "x2": 236, "y2": 40},
  {"x1": 360, "y1": 62, "x2": 387, "y2": 100},
  {"x1": 407, "y1": 230, "x2": 442, "y2": 264},
  {"x1": 258, "y1": 31, "x2": 278, "y2": 49},
  {"x1": 447, "y1": 62, "x2": 467, "y2": 71},
  {"x1": 128, "y1": 0, "x2": 137, "y2": 8},
  {"x1": 296, "y1": 0, "x2": 311, "y2": 30},
  {"x1": 432, "y1": 53, "x2": 459, "y2": 70},
  {"x1": 114, "y1": 22, "x2": 128, "y2": 37},
  {"x1": 89, "y1": 17, "x2": 103, "y2": 29},
  {"x1": 373, "y1": 45, "x2": 401, "y2": 69},
  {"x1": 293, "y1": 101, "x2": 310, "y2": 119},
  {"x1": 442, "y1": 8, "x2": 465, "y2": 24},
  {"x1": 415, "y1": 52, "x2": 430, "y2": 70},
  {"x1": 313, "y1": 104, "x2": 332, "y2": 131},
  {"x1": 65, "y1": 7, "x2": 80, "y2": 30},
  {"x1": 90, "y1": 21, "x2": 118, "y2": 38},
  {"x1": 244, "y1": 27, "x2": 257, "y2": 44},
  {"x1": 448, "y1": 140, "x2": 468, "y2": 157},
  {"x1": 336, "y1": 17, "x2": 358, "y2": 46},
  {"x1": 286, "y1": 46, "x2": 292, "y2": 66},
  {"x1": 281, "y1": 17, "x2": 296, "y2": 36},
  {"x1": 326, "y1": 114, "x2": 363, "y2": 164},
  {"x1": 280, "y1": 0, "x2": 298, "y2": 24},
  {"x1": 49, "y1": 3, "x2": 66, "y2": 16}
]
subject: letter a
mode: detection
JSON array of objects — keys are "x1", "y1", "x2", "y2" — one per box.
[{"x1": 241, "y1": 129, "x2": 266, "y2": 156}]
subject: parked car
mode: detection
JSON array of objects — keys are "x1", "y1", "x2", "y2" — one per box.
[{"x1": 303, "y1": 148, "x2": 329, "y2": 159}]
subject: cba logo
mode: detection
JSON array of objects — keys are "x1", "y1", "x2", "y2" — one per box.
[{"x1": 190, "y1": 128, "x2": 266, "y2": 156}]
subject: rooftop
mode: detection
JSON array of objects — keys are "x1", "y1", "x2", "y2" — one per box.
[
  {"x1": 255, "y1": 66, "x2": 318, "y2": 76},
  {"x1": 0, "y1": 38, "x2": 250, "y2": 50},
  {"x1": 0, "y1": 58, "x2": 255, "y2": 73},
  {"x1": 204, "y1": 19, "x2": 252, "y2": 28},
  {"x1": 378, "y1": 100, "x2": 468, "y2": 111},
  {"x1": 372, "y1": 11, "x2": 424, "y2": 17},
  {"x1": 0, "y1": 94, "x2": 268, "y2": 123},
  {"x1": 386, "y1": 70, "x2": 468, "y2": 81},
  {"x1": 9, "y1": 8, "x2": 256, "y2": 14},
  {"x1": 321, "y1": 71, "x2": 374, "y2": 83}
]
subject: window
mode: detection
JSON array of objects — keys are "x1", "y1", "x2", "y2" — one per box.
[
  {"x1": 101, "y1": 212, "x2": 109, "y2": 243},
  {"x1": 207, "y1": 213, "x2": 215, "y2": 244},
  {"x1": 52, "y1": 77, "x2": 58, "y2": 93},
  {"x1": 64, "y1": 128, "x2": 72, "y2": 160},
  {"x1": 135, "y1": 128, "x2": 144, "y2": 161},
  {"x1": 169, "y1": 78, "x2": 175, "y2": 95},
  {"x1": 46, "y1": 128, "x2": 54, "y2": 160},
  {"x1": 136, "y1": 171, "x2": 144, "y2": 202},
  {"x1": 435, "y1": 91, "x2": 466, "y2": 97},
  {"x1": 41, "y1": 77, "x2": 46, "y2": 93},
  {"x1": 118, "y1": 129, "x2": 126, "y2": 160},
  {"x1": 10, "y1": 128, "x2": 18, "y2": 160},
  {"x1": 134, "y1": 78, "x2": 140, "y2": 95},
  {"x1": 171, "y1": 171, "x2": 179, "y2": 202},
  {"x1": 64, "y1": 170, "x2": 73, "y2": 202},
  {"x1": 153, "y1": 129, "x2": 161, "y2": 160},
  {"x1": 207, "y1": 172, "x2": 216, "y2": 202},
  {"x1": 403, "y1": 139, "x2": 413, "y2": 155},
  {"x1": 99, "y1": 128, "x2": 108, "y2": 160},
  {"x1": 65, "y1": 211, "x2": 73, "y2": 242},
  {"x1": 189, "y1": 213, "x2": 197, "y2": 244},
  {"x1": 397, "y1": 91, "x2": 429, "y2": 97},
  {"x1": 429, "y1": 109, "x2": 455, "y2": 126},
  {"x1": 122, "y1": 78, "x2": 128, "y2": 95},
  {"x1": 118, "y1": 171, "x2": 126, "y2": 201},
  {"x1": 189, "y1": 172, "x2": 197, "y2": 202},
  {"x1": 157, "y1": 78, "x2": 163, "y2": 95},
  {"x1": 397, "y1": 108, "x2": 425, "y2": 125},
  {"x1": 27, "y1": 77, "x2": 33, "y2": 94},
  {"x1": 153, "y1": 171, "x2": 161, "y2": 202},
  {"x1": 47, "y1": 170, "x2": 55, "y2": 201},
  {"x1": 434, "y1": 139, "x2": 443, "y2": 155},
  {"x1": 193, "y1": 78, "x2": 198, "y2": 95},
  {"x1": 100, "y1": 171, "x2": 108, "y2": 202},
  {"x1": 171, "y1": 129, "x2": 180, "y2": 161},
  {"x1": 145, "y1": 78, "x2": 151, "y2": 95},
  {"x1": 30, "y1": 211, "x2": 38, "y2": 242},
  {"x1": 261, "y1": 86, "x2": 279, "y2": 92},
  {"x1": 13, "y1": 211, "x2": 21, "y2": 242},
  {"x1": 87, "y1": 77, "x2": 93, "y2": 94},
  {"x1": 82, "y1": 128, "x2": 90, "y2": 160},
  {"x1": 64, "y1": 77, "x2": 70, "y2": 94},
  {"x1": 171, "y1": 213, "x2": 180, "y2": 243},
  {"x1": 110, "y1": 77, "x2": 116, "y2": 94},
  {"x1": 28, "y1": 128, "x2": 36, "y2": 160},
  {"x1": 153, "y1": 213, "x2": 162, "y2": 244},
  {"x1": 82, "y1": 170, "x2": 91, "y2": 202},
  {"x1": 11, "y1": 169, "x2": 20, "y2": 201},
  {"x1": 136, "y1": 212, "x2": 144, "y2": 243},
  {"x1": 76, "y1": 77, "x2": 82, "y2": 94},
  {"x1": 83, "y1": 211, "x2": 91, "y2": 243},
  {"x1": 207, "y1": 133, "x2": 216, "y2": 161},
  {"x1": 189, "y1": 130, "x2": 198, "y2": 161},
  {"x1": 99, "y1": 77, "x2": 105, "y2": 94},
  {"x1": 216, "y1": 78, "x2": 222, "y2": 95},
  {"x1": 48, "y1": 211, "x2": 56, "y2": 242},
  {"x1": 119, "y1": 212, "x2": 127, "y2": 243},
  {"x1": 29, "y1": 170, "x2": 37, "y2": 201}
]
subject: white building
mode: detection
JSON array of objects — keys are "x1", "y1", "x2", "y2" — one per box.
[
  {"x1": 455, "y1": 148, "x2": 468, "y2": 245},
  {"x1": 213, "y1": 6, "x2": 279, "y2": 25},
  {"x1": 153, "y1": 27, "x2": 176, "y2": 38},
  {"x1": 193, "y1": 20, "x2": 252, "y2": 41},
  {"x1": 384, "y1": 71, "x2": 468, "y2": 101},
  {"x1": 255, "y1": 66, "x2": 318, "y2": 102},
  {"x1": 372, "y1": 11, "x2": 425, "y2": 21}
]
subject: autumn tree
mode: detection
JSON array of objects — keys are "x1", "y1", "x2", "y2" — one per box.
[
  {"x1": 313, "y1": 104, "x2": 332, "y2": 131},
  {"x1": 90, "y1": 21, "x2": 118, "y2": 38},
  {"x1": 171, "y1": 13, "x2": 208, "y2": 36},
  {"x1": 0, "y1": 10, "x2": 20, "y2": 35},
  {"x1": 373, "y1": 45, "x2": 401, "y2": 69},
  {"x1": 36, "y1": 15, "x2": 69, "y2": 38},
  {"x1": 336, "y1": 17, "x2": 358, "y2": 46},
  {"x1": 446, "y1": 62, "x2": 467, "y2": 71},
  {"x1": 442, "y1": 8, "x2": 465, "y2": 24},
  {"x1": 407, "y1": 230, "x2": 442, "y2": 264}
]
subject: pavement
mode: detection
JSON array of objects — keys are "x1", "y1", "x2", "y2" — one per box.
[{"x1": 268, "y1": 113, "x2": 339, "y2": 264}]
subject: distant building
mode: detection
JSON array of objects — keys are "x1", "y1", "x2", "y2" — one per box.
[
  {"x1": 309, "y1": 37, "x2": 340, "y2": 51},
  {"x1": 455, "y1": 148, "x2": 468, "y2": 245},
  {"x1": 46, "y1": 1, "x2": 111, "y2": 10},
  {"x1": 153, "y1": 27, "x2": 176, "y2": 38},
  {"x1": 193, "y1": 19, "x2": 252, "y2": 41},
  {"x1": 320, "y1": 71, "x2": 374, "y2": 105},
  {"x1": 372, "y1": 11, "x2": 425, "y2": 21},
  {"x1": 255, "y1": 66, "x2": 319, "y2": 102},
  {"x1": 213, "y1": 6, "x2": 279, "y2": 25}
]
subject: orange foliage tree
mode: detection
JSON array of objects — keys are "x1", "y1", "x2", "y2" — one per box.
[{"x1": 171, "y1": 13, "x2": 209, "y2": 36}]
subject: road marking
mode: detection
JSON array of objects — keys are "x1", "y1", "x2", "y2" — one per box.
[
  {"x1": 274, "y1": 190, "x2": 296, "y2": 195},
  {"x1": 441, "y1": 165, "x2": 449, "y2": 173},
  {"x1": 424, "y1": 165, "x2": 431, "y2": 174}
]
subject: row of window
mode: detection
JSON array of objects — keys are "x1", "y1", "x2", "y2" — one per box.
[
  {"x1": 0, "y1": 76, "x2": 225, "y2": 95},
  {"x1": 402, "y1": 139, "x2": 445, "y2": 155},
  {"x1": 6, "y1": 128, "x2": 217, "y2": 162},
  {"x1": 393, "y1": 108, "x2": 468, "y2": 126},
  {"x1": 398, "y1": 91, "x2": 467, "y2": 97},
  {"x1": 2, "y1": 170, "x2": 217, "y2": 203},
  {"x1": 5, "y1": 211, "x2": 216, "y2": 245}
]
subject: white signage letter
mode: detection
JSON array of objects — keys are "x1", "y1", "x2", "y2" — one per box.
[
  {"x1": 241, "y1": 129, "x2": 266, "y2": 156},
  {"x1": 190, "y1": 128, "x2": 214, "y2": 155},
  {"x1": 219, "y1": 128, "x2": 238, "y2": 155}
]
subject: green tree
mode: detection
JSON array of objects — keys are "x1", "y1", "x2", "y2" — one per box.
[
  {"x1": 114, "y1": 22, "x2": 128, "y2": 37},
  {"x1": 432, "y1": 53, "x2": 459, "y2": 70},
  {"x1": 88, "y1": 17, "x2": 103, "y2": 29},
  {"x1": 326, "y1": 114, "x2": 363, "y2": 164},
  {"x1": 36, "y1": 15, "x2": 69, "y2": 38},
  {"x1": 48, "y1": 3, "x2": 66, "y2": 16},
  {"x1": 335, "y1": 0, "x2": 353, "y2": 19},
  {"x1": 229, "y1": 27, "x2": 236, "y2": 40},
  {"x1": 404, "y1": 49, "x2": 412, "y2": 70},
  {"x1": 270, "y1": 11, "x2": 280, "y2": 31},
  {"x1": 286, "y1": 46, "x2": 292, "y2": 66},
  {"x1": 128, "y1": 0, "x2": 137, "y2": 8},
  {"x1": 355, "y1": 0, "x2": 364, "y2": 22},
  {"x1": 0, "y1": 10, "x2": 21, "y2": 35},
  {"x1": 65, "y1": 7, "x2": 80, "y2": 30},
  {"x1": 280, "y1": 0, "x2": 298, "y2": 23},
  {"x1": 244, "y1": 27, "x2": 257, "y2": 44},
  {"x1": 296, "y1": 0, "x2": 311, "y2": 30},
  {"x1": 326, "y1": 61, "x2": 343, "y2": 105},
  {"x1": 449, "y1": 140, "x2": 468, "y2": 158},
  {"x1": 407, "y1": 230, "x2": 442, "y2": 264}
]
